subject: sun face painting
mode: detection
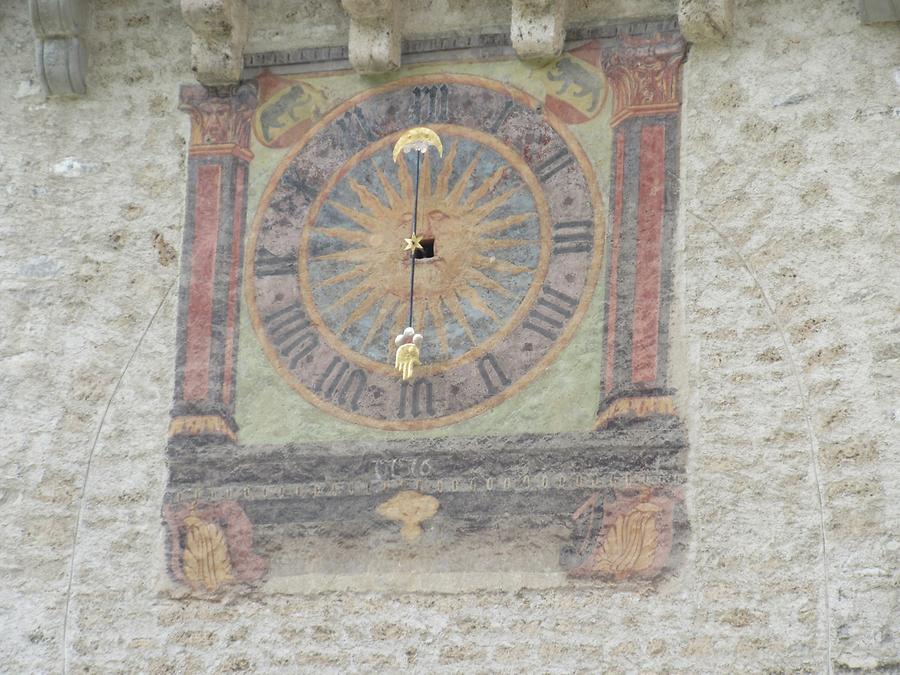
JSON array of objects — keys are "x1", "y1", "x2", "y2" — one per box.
[
  {"x1": 247, "y1": 75, "x2": 604, "y2": 429},
  {"x1": 303, "y1": 128, "x2": 550, "y2": 367}
]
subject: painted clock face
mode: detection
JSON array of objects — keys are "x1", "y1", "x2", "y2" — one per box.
[{"x1": 247, "y1": 75, "x2": 603, "y2": 430}]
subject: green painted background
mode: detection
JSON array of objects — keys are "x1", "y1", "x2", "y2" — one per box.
[{"x1": 236, "y1": 51, "x2": 613, "y2": 442}]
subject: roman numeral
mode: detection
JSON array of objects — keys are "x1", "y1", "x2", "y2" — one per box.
[
  {"x1": 270, "y1": 168, "x2": 319, "y2": 217},
  {"x1": 264, "y1": 305, "x2": 319, "y2": 368},
  {"x1": 269, "y1": 192, "x2": 299, "y2": 217},
  {"x1": 478, "y1": 353, "x2": 510, "y2": 396},
  {"x1": 552, "y1": 220, "x2": 593, "y2": 255},
  {"x1": 255, "y1": 247, "x2": 298, "y2": 277},
  {"x1": 399, "y1": 379, "x2": 435, "y2": 418},
  {"x1": 534, "y1": 147, "x2": 575, "y2": 183},
  {"x1": 411, "y1": 84, "x2": 450, "y2": 123},
  {"x1": 522, "y1": 285, "x2": 578, "y2": 340},
  {"x1": 336, "y1": 108, "x2": 377, "y2": 150},
  {"x1": 314, "y1": 356, "x2": 367, "y2": 410},
  {"x1": 488, "y1": 100, "x2": 515, "y2": 133},
  {"x1": 279, "y1": 167, "x2": 319, "y2": 203}
]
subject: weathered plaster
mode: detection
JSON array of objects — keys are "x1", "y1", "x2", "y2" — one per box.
[{"x1": 0, "y1": 0, "x2": 898, "y2": 672}]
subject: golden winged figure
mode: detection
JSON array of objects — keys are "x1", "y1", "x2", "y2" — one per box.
[
  {"x1": 394, "y1": 327, "x2": 423, "y2": 380},
  {"x1": 591, "y1": 501, "x2": 661, "y2": 579},
  {"x1": 182, "y1": 513, "x2": 234, "y2": 592}
]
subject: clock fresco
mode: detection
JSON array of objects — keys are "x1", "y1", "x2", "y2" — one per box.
[
  {"x1": 247, "y1": 77, "x2": 603, "y2": 429},
  {"x1": 165, "y1": 23, "x2": 689, "y2": 595}
]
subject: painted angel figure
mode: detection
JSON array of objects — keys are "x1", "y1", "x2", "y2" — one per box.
[{"x1": 394, "y1": 327, "x2": 423, "y2": 380}]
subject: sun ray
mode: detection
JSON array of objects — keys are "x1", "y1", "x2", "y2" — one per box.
[
  {"x1": 472, "y1": 254, "x2": 532, "y2": 275},
  {"x1": 463, "y1": 166, "x2": 508, "y2": 208},
  {"x1": 312, "y1": 246, "x2": 372, "y2": 264},
  {"x1": 446, "y1": 151, "x2": 481, "y2": 205},
  {"x1": 328, "y1": 281, "x2": 372, "y2": 312},
  {"x1": 444, "y1": 291, "x2": 477, "y2": 345},
  {"x1": 396, "y1": 154, "x2": 414, "y2": 202},
  {"x1": 363, "y1": 297, "x2": 399, "y2": 350},
  {"x1": 339, "y1": 290, "x2": 383, "y2": 333},
  {"x1": 329, "y1": 201, "x2": 385, "y2": 233},
  {"x1": 470, "y1": 186, "x2": 522, "y2": 221},
  {"x1": 477, "y1": 212, "x2": 534, "y2": 235},
  {"x1": 348, "y1": 179, "x2": 392, "y2": 217},
  {"x1": 463, "y1": 268, "x2": 513, "y2": 298},
  {"x1": 433, "y1": 142, "x2": 458, "y2": 200},
  {"x1": 419, "y1": 152, "x2": 433, "y2": 204},
  {"x1": 374, "y1": 165, "x2": 402, "y2": 210},
  {"x1": 318, "y1": 267, "x2": 368, "y2": 288},
  {"x1": 456, "y1": 283, "x2": 499, "y2": 323},
  {"x1": 314, "y1": 227, "x2": 370, "y2": 245},
  {"x1": 428, "y1": 297, "x2": 450, "y2": 357}
]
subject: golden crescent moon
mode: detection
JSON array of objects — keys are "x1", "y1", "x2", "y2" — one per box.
[{"x1": 392, "y1": 127, "x2": 444, "y2": 163}]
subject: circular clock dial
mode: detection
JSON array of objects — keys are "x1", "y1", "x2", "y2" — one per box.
[{"x1": 248, "y1": 75, "x2": 603, "y2": 430}]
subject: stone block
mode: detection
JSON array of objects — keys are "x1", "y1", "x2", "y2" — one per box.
[
  {"x1": 29, "y1": 0, "x2": 88, "y2": 96},
  {"x1": 181, "y1": 0, "x2": 248, "y2": 85},
  {"x1": 511, "y1": 0, "x2": 567, "y2": 61},
  {"x1": 859, "y1": 0, "x2": 900, "y2": 23},
  {"x1": 341, "y1": 0, "x2": 401, "y2": 73},
  {"x1": 678, "y1": 0, "x2": 734, "y2": 43}
]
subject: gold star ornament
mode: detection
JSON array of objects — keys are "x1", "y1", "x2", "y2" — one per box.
[{"x1": 403, "y1": 233, "x2": 425, "y2": 253}]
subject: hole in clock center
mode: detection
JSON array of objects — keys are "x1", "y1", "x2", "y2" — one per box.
[{"x1": 414, "y1": 237, "x2": 436, "y2": 260}]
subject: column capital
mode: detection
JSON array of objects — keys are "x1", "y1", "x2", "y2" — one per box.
[
  {"x1": 601, "y1": 33, "x2": 686, "y2": 128},
  {"x1": 179, "y1": 82, "x2": 258, "y2": 159}
]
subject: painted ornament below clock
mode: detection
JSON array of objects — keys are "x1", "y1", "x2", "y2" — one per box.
[{"x1": 247, "y1": 75, "x2": 604, "y2": 429}]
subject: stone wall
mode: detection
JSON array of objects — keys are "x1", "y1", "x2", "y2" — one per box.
[{"x1": 0, "y1": 0, "x2": 897, "y2": 671}]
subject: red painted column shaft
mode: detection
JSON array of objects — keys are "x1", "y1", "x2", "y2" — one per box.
[
  {"x1": 605, "y1": 132, "x2": 626, "y2": 395},
  {"x1": 596, "y1": 33, "x2": 684, "y2": 428},
  {"x1": 183, "y1": 164, "x2": 222, "y2": 402},
  {"x1": 170, "y1": 83, "x2": 257, "y2": 443},
  {"x1": 632, "y1": 124, "x2": 666, "y2": 385}
]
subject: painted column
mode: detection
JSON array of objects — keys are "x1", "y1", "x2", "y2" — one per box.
[
  {"x1": 596, "y1": 33, "x2": 685, "y2": 428},
  {"x1": 170, "y1": 83, "x2": 257, "y2": 443}
]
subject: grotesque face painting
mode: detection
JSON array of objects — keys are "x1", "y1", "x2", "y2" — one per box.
[{"x1": 166, "y1": 22, "x2": 688, "y2": 594}]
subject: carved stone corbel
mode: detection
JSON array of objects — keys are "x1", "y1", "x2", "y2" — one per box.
[
  {"x1": 859, "y1": 0, "x2": 900, "y2": 23},
  {"x1": 511, "y1": 0, "x2": 568, "y2": 61},
  {"x1": 341, "y1": 0, "x2": 401, "y2": 74},
  {"x1": 181, "y1": 0, "x2": 248, "y2": 86},
  {"x1": 29, "y1": 0, "x2": 88, "y2": 96},
  {"x1": 677, "y1": 0, "x2": 734, "y2": 43}
]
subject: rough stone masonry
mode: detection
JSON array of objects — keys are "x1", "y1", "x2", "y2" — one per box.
[{"x1": 0, "y1": 0, "x2": 897, "y2": 672}]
